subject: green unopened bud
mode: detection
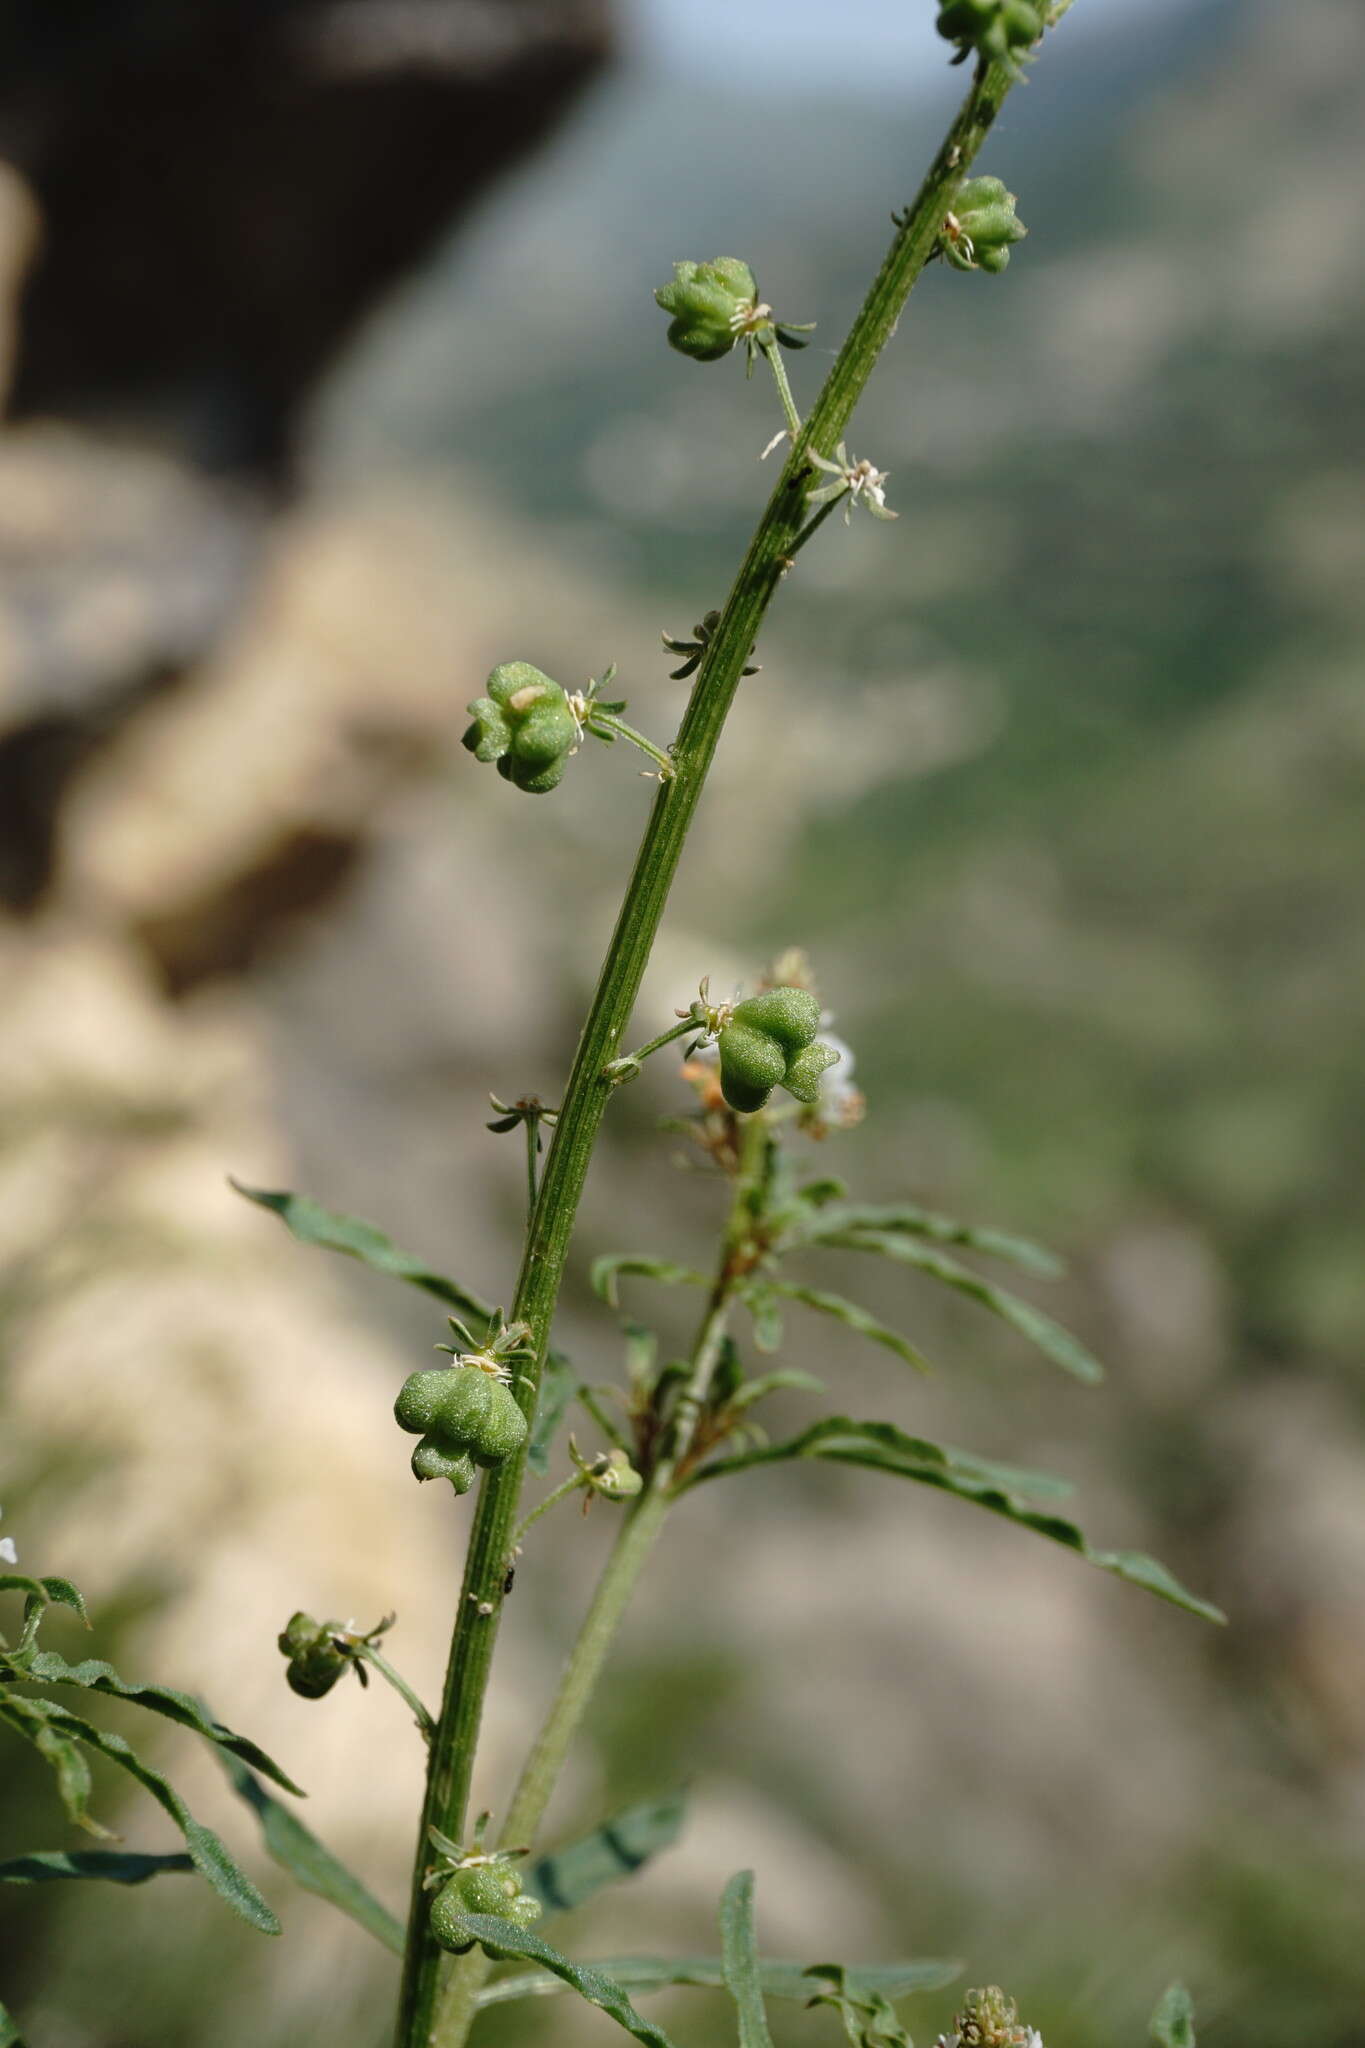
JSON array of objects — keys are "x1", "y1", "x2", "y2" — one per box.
[
  {"x1": 940, "y1": 177, "x2": 1027, "y2": 274},
  {"x1": 716, "y1": 987, "x2": 840, "y2": 1115},
  {"x1": 935, "y1": 0, "x2": 1044, "y2": 76},
  {"x1": 463, "y1": 661, "x2": 578, "y2": 796}
]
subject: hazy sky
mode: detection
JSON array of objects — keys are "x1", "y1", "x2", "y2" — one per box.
[{"x1": 626, "y1": 0, "x2": 1183, "y2": 89}]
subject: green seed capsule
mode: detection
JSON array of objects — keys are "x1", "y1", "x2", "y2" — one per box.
[
  {"x1": 276, "y1": 1614, "x2": 351, "y2": 1698},
  {"x1": 718, "y1": 1021, "x2": 788, "y2": 1113},
  {"x1": 716, "y1": 985, "x2": 842, "y2": 1113},
  {"x1": 653, "y1": 258, "x2": 758, "y2": 362},
  {"x1": 936, "y1": 0, "x2": 1043, "y2": 74},
  {"x1": 411, "y1": 1438, "x2": 478, "y2": 1490},
  {"x1": 466, "y1": 1379, "x2": 529, "y2": 1466},
  {"x1": 942, "y1": 176, "x2": 1028, "y2": 274},
  {"x1": 429, "y1": 1864, "x2": 543, "y2": 1953},
  {"x1": 463, "y1": 661, "x2": 579, "y2": 796},
  {"x1": 729, "y1": 986, "x2": 822, "y2": 1053},
  {"x1": 783, "y1": 1039, "x2": 840, "y2": 1104},
  {"x1": 396, "y1": 1365, "x2": 501, "y2": 1438}
]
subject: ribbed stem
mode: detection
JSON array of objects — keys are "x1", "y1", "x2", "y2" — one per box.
[{"x1": 395, "y1": 49, "x2": 1036, "y2": 2048}]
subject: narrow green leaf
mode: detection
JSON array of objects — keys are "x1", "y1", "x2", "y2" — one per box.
[
  {"x1": 0, "y1": 1849, "x2": 193, "y2": 1886},
  {"x1": 220, "y1": 1754, "x2": 403, "y2": 1955},
  {"x1": 0, "y1": 1993, "x2": 29, "y2": 2047},
  {"x1": 729, "y1": 1369, "x2": 824, "y2": 1415},
  {"x1": 452, "y1": 1916, "x2": 682, "y2": 2047},
  {"x1": 766, "y1": 1283, "x2": 933, "y2": 1375},
  {"x1": 0, "y1": 1696, "x2": 279, "y2": 1932},
  {"x1": 523, "y1": 1790, "x2": 686, "y2": 1915},
  {"x1": 720, "y1": 1871, "x2": 775, "y2": 2048},
  {"x1": 0, "y1": 1574, "x2": 88, "y2": 1624},
  {"x1": 528, "y1": 1350, "x2": 578, "y2": 1476},
  {"x1": 0, "y1": 1695, "x2": 102, "y2": 1835},
  {"x1": 801, "y1": 1204, "x2": 1063, "y2": 1277},
  {"x1": 744, "y1": 1289, "x2": 784, "y2": 1355},
  {"x1": 1150, "y1": 1982, "x2": 1195, "y2": 2048},
  {"x1": 687, "y1": 1418, "x2": 1224, "y2": 1623},
  {"x1": 476, "y1": 1956, "x2": 962, "y2": 2009},
  {"x1": 20, "y1": 1653, "x2": 302, "y2": 1795},
  {"x1": 820, "y1": 1233, "x2": 1102, "y2": 1383},
  {"x1": 938, "y1": 1447, "x2": 1074, "y2": 1503},
  {"x1": 591, "y1": 1255, "x2": 708, "y2": 1311},
  {"x1": 229, "y1": 1181, "x2": 493, "y2": 1324}
]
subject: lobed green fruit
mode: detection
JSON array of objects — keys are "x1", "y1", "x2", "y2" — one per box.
[
  {"x1": 783, "y1": 1038, "x2": 841, "y2": 1104},
  {"x1": 411, "y1": 1438, "x2": 478, "y2": 1491},
  {"x1": 730, "y1": 986, "x2": 822, "y2": 1053},
  {"x1": 277, "y1": 1613, "x2": 349, "y2": 1698},
  {"x1": 936, "y1": 0, "x2": 1043, "y2": 73},
  {"x1": 716, "y1": 985, "x2": 840, "y2": 1114},
  {"x1": 944, "y1": 175, "x2": 1027, "y2": 274},
  {"x1": 463, "y1": 661, "x2": 578, "y2": 796},
  {"x1": 653, "y1": 257, "x2": 758, "y2": 362},
  {"x1": 429, "y1": 1864, "x2": 544, "y2": 1954},
  {"x1": 717, "y1": 1021, "x2": 787, "y2": 1114},
  {"x1": 397, "y1": 1364, "x2": 528, "y2": 1486}
]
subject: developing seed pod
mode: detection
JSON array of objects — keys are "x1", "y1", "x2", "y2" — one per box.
[
  {"x1": 410, "y1": 1438, "x2": 478, "y2": 1491},
  {"x1": 716, "y1": 986, "x2": 840, "y2": 1114},
  {"x1": 653, "y1": 257, "x2": 758, "y2": 362},
  {"x1": 462, "y1": 661, "x2": 578, "y2": 796},
  {"x1": 277, "y1": 1612, "x2": 350, "y2": 1698},
  {"x1": 429, "y1": 1864, "x2": 543, "y2": 1954},
  {"x1": 783, "y1": 1038, "x2": 841, "y2": 1104},
  {"x1": 718, "y1": 1021, "x2": 788, "y2": 1115},
  {"x1": 935, "y1": 0, "x2": 1043, "y2": 74},
  {"x1": 941, "y1": 176, "x2": 1027, "y2": 274},
  {"x1": 396, "y1": 1363, "x2": 528, "y2": 1484}
]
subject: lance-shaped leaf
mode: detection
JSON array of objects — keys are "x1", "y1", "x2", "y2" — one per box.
[
  {"x1": 0, "y1": 1848, "x2": 193, "y2": 1886},
  {"x1": 476, "y1": 1956, "x2": 961, "y2": 2008},
  {"x1": 743, "y1": 1287, "x2": 784, "y2": 1354},
  {"x1": 16, "y1": 1653, "x2": 302, "y2": 1794},
  {"x1": 0, "y1": 1695, "x2": 279, "y2": 1932},
  {"x1": 230, "y1": 1181, "x2": 493, "y2": 1325},
  {"x1": 1150, "y1": 1983, "x2": 1196, "y2": 2048},
  {"x1": 766, "y1": 1283, "x2": 933, "y2": 1375},
  {"x1": 221, "y1": 1755, "x2": 403, "y2": 1955},
  {"x1": 720, "y1": 1871, "x2": 775, "y2": 2048},
  {"x1": 686, "y1": 1418, "x2": 1224, "y2": 1623},
  {"x1": 795, "y1": 1203, "x2": 1062, "y2": 1277},
  {"x1": 529, "y1": 1350, "x2": 578, "y2": 1475},
  {"x1": 523, "y1": 1789, "x2": 686, "y2": 1915},
  {"x1": 450, "y1": 1916, "x2": 682, "y2": 2048},
  {"x1": 0, "y1": 1993, "x2": 29, "y2": 2048},
  {"x1": 591, "y1": 1254, "x2": 708, "y2": 1311},
  {"x1": 0, "y1": 1574, "x2": 88, "y2": 1626},
  {"x1": 0, "y1": 1695, "x2": 99, "y2": 1833},
  {"x1": 817, "y1": 1232, "x2": 1101, "y2": 1383}
]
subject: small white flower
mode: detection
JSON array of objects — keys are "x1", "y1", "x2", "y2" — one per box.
[
  {"x1": 0, "y1": 1536, "x2": 16, "y2": 1565},
  {"x1": 807, "y1": 441, "x2": 898, "y2": 522}
]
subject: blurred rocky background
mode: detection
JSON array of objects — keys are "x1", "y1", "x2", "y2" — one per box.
[{"x1": 1, "y1": 0, "x2": 1363, "y2": 2043}]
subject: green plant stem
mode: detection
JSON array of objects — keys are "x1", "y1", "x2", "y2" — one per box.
[
  {"x1": 589, "y1": 711, "x2": 677, "y2": 779},
  {"x1": 509, "y1": 1471, "x2": 586, "y2": 1551},
  {"x1": 431, "y1": 1137, "x2": 759, "y2": 2046},
  {"x1": 396, "y1": 48, "x2": 1040, "y2": 2048},
  {"x1": 784, "y1": 490, "x2": 849, "y2": 564},
  {"x1": 604, "y1": 1013, "x2": 698, "y2": 1084},
  {"x1": 761, "y1": 340, "x2": 802, "y2": 438},
  {"x1": 359, "y1": 1648, "x2": 438, "y2": 1743}
]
